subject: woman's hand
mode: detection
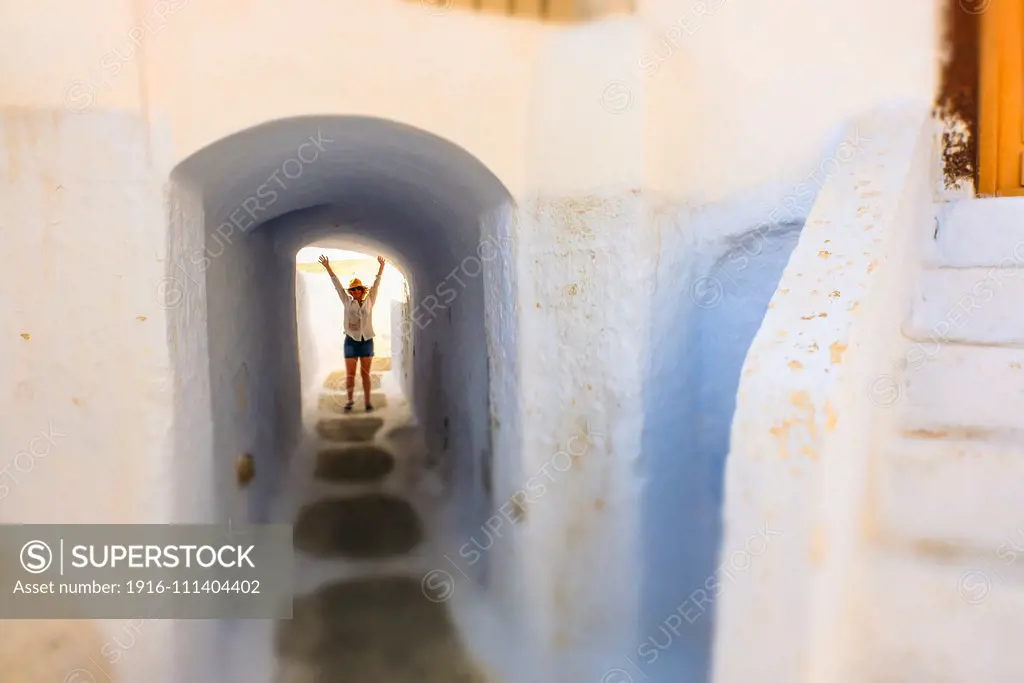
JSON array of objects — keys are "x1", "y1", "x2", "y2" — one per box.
[
  {"x1": 377, "y1": 256, "x2": 385, "y2": 267},
  {"x1": 318, "y1": 255, "x2": 330, "y2": 269}
]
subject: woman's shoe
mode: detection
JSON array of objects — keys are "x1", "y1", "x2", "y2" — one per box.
[
  {"x1": 344, "y1": 401, "x2": 354, "y2": 413},
  {"x1": 365, "y1": 404, "x2": 374, "y2": 412}
]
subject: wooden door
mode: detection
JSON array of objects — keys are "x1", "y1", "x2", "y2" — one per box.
[{"x1": 979, "y1": 0, "x2": 1024, "y2": 195}]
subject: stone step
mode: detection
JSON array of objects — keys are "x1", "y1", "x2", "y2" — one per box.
[
  {"x1": 315, "y1": 416, "x2": 384, "y2": 443},
  {"x1": 936, "y1": 197, "x2": 1024, "y2": 267},
  {"x1": 318, "y1": 392, "x2": 387, "y2": 413},
  {"x1": 323, "y1": 370, "x2": 383, "y2": 391},
  {"x1": 904, "y1": 268, "x2": 1024, "y2": 344},
  {"x1": 292, "y1": 494, "x2": 423, "y2": 559},
  {"x1": 875, "y1": 435, "x2": 1024, "y2": 550},
  {"x1": 313, "y1": 445, "x2": 394, "y2": 483},
  {"x1": 898, "y1": 343, "x2": 1024, "y2": 433},
  {"x1": 275, "y1": 576, "x2": 487, "y2": 681}
]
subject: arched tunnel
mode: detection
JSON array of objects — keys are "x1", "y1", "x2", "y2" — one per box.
[{"x1": 164, "y1": 115, "x2": 519, "y2": 681}]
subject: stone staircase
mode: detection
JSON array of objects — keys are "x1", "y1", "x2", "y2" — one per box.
[
  {"x1": 273, "y1": 368, "x2": 488, "y2": 682},
  {"x1": 858, "y1": 197, "x2": 1024, "y2": 681},
  {"x1": 320, "y1": 360, "x2": 390, "y2": 411}
]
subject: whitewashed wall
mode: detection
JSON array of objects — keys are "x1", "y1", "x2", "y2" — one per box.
[{"x1": 0, "y1": 0, "x2": 940, "y2": 681}]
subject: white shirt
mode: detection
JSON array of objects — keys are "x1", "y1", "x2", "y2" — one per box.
[{"x1": 330, "y1": 272, "x2": 382, "y2": 341}]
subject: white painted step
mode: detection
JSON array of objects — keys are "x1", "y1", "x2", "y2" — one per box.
[
  {"x1": 904, "y1": 268, "x2": 1024, "y2": 344},
  {"x1": 857, "y1": 552, "x2": 1024, "y2": 681},
  {"x1": 875, "y1": 435, "x2": 1024, "y2": 549},
  {"x1": 898, "y1": 343, "x2": 1024, "y2": 432},
  {"x1": 936, "y1": 197, "x2": 1024, "y2": 267}
]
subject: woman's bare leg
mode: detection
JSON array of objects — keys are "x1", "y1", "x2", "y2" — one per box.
[
  {"x1": 359, "y1": 356, "x2": 373, "y2": 406},
  {"x1": 345, "y1": 358, "x2": 357, "y2": 403}
]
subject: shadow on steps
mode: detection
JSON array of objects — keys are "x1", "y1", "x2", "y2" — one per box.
[
  {"x1": 313, "y1": 445, "x2": 395, "y2": 483},
  {"x1": 275, "y1": 576, "x2": 486, "y2": 682},
  {"x1": 293, "y1": 494, "x2": 423, "y2": 559}
]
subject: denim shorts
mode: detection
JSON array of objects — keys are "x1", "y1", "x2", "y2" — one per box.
[{"x1": 344, "y1": 335, "x2": 374, "y2": 359}]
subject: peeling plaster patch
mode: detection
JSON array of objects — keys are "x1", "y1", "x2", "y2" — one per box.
[
  {"x1": 829, "y1": 342, "x2": 847, "y2": 364},
  {"x1": 789, "y1": 360, "x2": 803, "y2": 370},
  {"x1": 817, "y1": 250, "x2": 831, "y2": 259},
  {"x1": 789, "y1": 391, "x2": 816, "y2": 432},
  {"x1": 769, "y1": 420, "x2": 794, "y2": 459},
  {"x1": 824, "y1": 402, "x2": 837, "y2": 431},
  {"x1": 20, "y1": 333, "x2": 29, "y2": 340}
]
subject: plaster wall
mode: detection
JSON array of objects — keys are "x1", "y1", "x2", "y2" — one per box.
[
  {"x1": 165, "y1": 117, "x2": 513, "y2": 677},
  {"x1": 0, "y1": 0, "x2": 939, "y2": 199},
  {"x1": 0, "y1": 1, "x2": 942, "y2": 682},
  {"x1": 0, "y1": 110, "x2": 178, "y2": 683},
  {"x1": 712, "y1": 104, "x2": 936, "y2": 683}
]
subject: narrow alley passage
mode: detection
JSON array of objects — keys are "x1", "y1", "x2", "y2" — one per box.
[{"x1": 273, "y1": 366, "x2": 489, "y2": 682}]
